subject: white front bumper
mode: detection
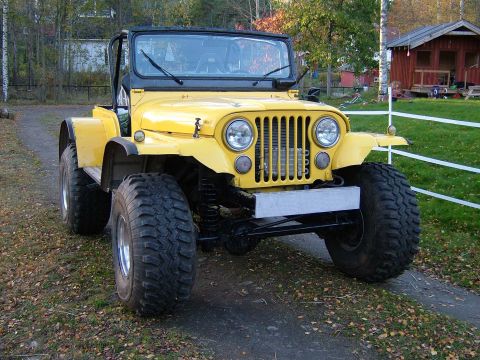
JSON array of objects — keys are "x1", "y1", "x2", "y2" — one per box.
[{"x1": 254, "y1": 187, "x2": 360, "y2": 218}]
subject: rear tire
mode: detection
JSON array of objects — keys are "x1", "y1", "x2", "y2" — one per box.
[
  {"x1": 111, "y1": 173, "x2": 196, "y2": 316},
  {"x1": 323, "y1": 163, "x2": 420, "y2": 282},
  {"x1": 59, "y1": 143, "x2": 111, "y2": 235}
]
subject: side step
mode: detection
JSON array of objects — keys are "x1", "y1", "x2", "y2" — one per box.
[{"x1": 83, "y1": 167, "x2": 101, "y2": 185}]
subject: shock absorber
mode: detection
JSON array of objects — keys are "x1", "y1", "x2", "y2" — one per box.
[{"x1": 198, "y1": 178, "x2": 220, "y2": 250}]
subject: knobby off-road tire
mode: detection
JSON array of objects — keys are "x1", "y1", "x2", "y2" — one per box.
[
  {"x1": 59, "y1": 143, "x2": 111, "y2": 235},
  {"x1": 111, "y1": 173, "x2": 196, "y2": 316},
  {"x1": 324, "y1": 162, "x2": 420, "y2": 282}
]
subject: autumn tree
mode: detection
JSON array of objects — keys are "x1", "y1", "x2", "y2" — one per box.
[
  {"x1": 252, "y1": 9, "x2": 286, "y2": 33},
  {"x1": 6, "y1": 0, "x2": 274, "y2": 92},
  {"x1": 389, "y1": 0, "x2": 480, "y2": 37},
  {"x1": 281, "y1": 0, "x2": 379, "y2": 97}
]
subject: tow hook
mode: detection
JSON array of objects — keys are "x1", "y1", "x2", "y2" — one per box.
[{"x1": 193, "y1": 117, "x2": 202, "y2": 138}]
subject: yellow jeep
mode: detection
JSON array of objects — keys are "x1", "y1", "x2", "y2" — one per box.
[{"x1": 58, "y1": 27, "x2": 420, "y2": 316}]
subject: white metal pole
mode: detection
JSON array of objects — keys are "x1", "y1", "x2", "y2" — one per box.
[
  {"x1": 388, "y1": 86, "x2": 392, "y2": 165},
  {"x1": 2, "y1": 0, "x2": 7, "y2": 103}
]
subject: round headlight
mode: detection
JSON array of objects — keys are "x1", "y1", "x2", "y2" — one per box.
[
  {"x1": 225, "y1": 119, "x2": 254, "y2": 151},
  {"x1": 314, "y1": 117, "x2": 340, "y2": 148}
]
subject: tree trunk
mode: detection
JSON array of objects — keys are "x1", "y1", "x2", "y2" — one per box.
[
  {"x1": 477, "y1": 1, "x2": 480, "y2": 24},
  {"x1": 41, "y1": 33, "x2": 46, "y2": 103},
  {"x1": 36, "y1": 22, "x2": 40, "y2": 67},
  {"x1": 326, "y1": 63, "x2": 332, "y2": 98},
  {"x1": 248, "y1": 0, "x2": 253, "y2": 29},
  {"x1": 12, "y1": 24, "x2": 16, "y2": 85},
  {"x1": 27, "y1": 0, "x2": 34, "y2": 88},
  {"x1": 326, "y1": 21, "x2": 333, "y2": 98},
  {"x1": 378, "y1": 0, "x2": 388, "y2": 101},
  {"x1": 27, "y1": 39, "x2": 33, "y2": 87},
  {"x1": 116, "y1": 0, "x2": 123, "y2": 30},
  {"x1": 437, "y1": 0, "x2": 441, "y2": 23},
  {"x1": 459, "y1": 0, "x2": 464, "y2": 20},
  {"x1": 54, "y1": 0, "x2": 68, "y2": 102},
  {"x1": 37, "y1": 0, "x2": 47, "y2": 102},
  {"x1": 2, "y1": 0, "x2": 8, "y2": 103}
]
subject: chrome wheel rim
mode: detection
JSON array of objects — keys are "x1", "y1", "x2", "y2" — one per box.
[
  {"x1": 341, "y1": 210, "x2": 365, "y2": 251},
  {"x1": 116, "y1": 215, "x2": 131, "y2": 277},
  {"x1": 61, "y1": 168, "x2": 69, "y2": 214}
]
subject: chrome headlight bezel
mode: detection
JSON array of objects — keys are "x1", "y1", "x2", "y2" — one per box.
[
  {"x1": 224, "y1": 118, "x2": 254, "y2": 152},
  {"x1": 313, "y1": 117, "x2": 340, "y2": 148}
]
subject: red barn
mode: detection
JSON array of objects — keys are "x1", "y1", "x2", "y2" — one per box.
[
  {"x1": 387, "y1": 20, "x2": 480, "y2": 94},
  {"x1": 339, "y1": 65, "x2": 378, "y2": 88}
]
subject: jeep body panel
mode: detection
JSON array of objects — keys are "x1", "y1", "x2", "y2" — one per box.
[
  {"x1": 59, "y1": 107, "x2": 121, "y2": 168},
  {"x1": 331, "y1": 132, "x2": 408, "y2": 169},
  {"x1": 61, "y1": 94, "x2": 408, "y2": 189},
  {"x1": 131, "y1": 92, "x2": 349, "y2": 134}
]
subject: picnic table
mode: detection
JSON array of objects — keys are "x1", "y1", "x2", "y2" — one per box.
[{"x1": 464, "y1": 85, "x2": 480, "y2": 100}]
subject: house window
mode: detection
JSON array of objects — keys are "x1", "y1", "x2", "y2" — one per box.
[
  {"x1": 416, "y1": 51, "x2": 431, "y2": 67},
  {"x1": 465, "y1": 52, "x2": 479, "y2": 68}
]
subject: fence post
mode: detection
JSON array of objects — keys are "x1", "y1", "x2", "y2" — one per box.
[{"x1": 388, "y1": 86, "x2": 392, "y2": 165}]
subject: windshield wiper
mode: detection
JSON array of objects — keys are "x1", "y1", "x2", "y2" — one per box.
[
  {"x1": 252, "y1": 64, "x2": 291, "y2": 86},
  {"x1": 140, "y1": 50, "x2": 183, "y2": 85}
]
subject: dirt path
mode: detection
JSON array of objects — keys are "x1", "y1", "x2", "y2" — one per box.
[
  {"x1": 13, "y1": 105, "x2": 479, "y2": 359},
  {"x1": 14, "y1": 105, "x2": 376, "y2": 360},
  {"x1": 280, "y1": 234, "x2": 480, "y2": 328},
  {"x1": 14, "y1": 105, "x2": 90, "y2": 205}
]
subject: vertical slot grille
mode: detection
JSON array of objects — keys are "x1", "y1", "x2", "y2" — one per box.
[{"x1": 255, "y1": 115, "x2": 310, "y2": 183}]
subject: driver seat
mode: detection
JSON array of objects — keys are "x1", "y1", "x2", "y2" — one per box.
[{"x1": 195, "y1": 53, "x2": 224, "y2": 73}]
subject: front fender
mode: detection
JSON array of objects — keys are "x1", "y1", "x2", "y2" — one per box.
[
  {"x1": 136, "y1": 131, "x2": 235, "y2": 175},
  {"x1": 62, "y1": 116, "x2": 120, "y2": 167},
  {"x1": 332, "y1": 132, "x2": 408, "y2": 170}
]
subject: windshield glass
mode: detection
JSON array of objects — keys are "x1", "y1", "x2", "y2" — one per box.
[{"x1": 133, "y1": 33, "x2": 291, "y2": 79}]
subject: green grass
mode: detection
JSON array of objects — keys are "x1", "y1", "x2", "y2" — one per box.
[{"x1": 324, "y1": 98, "x2": 480, "y2": 291}]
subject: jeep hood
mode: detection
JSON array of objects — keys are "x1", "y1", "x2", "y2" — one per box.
[{"x1": 136, "y1": 97, "x2": 344, "y2": 136}]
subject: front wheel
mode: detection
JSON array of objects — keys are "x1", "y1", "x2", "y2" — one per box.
[
  {"x1": 111, "y1": 173, "x2": 196, "y2": 316},
  {"x1": 322, "y1": 163, "x2": 420, "y2": 282}
]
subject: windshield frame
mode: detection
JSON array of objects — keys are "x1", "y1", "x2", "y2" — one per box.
[{"x1": 128, "y1": 28, "x2": 296, "y2": 91}]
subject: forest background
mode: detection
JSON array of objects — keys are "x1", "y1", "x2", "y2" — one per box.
[{"x1": 2, "y1": 0, "x2": 479, "y2": 101}]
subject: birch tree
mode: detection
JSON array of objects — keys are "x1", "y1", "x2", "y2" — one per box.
[
  {"x1": 378, "y1": 0, "x2": 388, "y2": 100},
  {"x1": 2, "y1": 0, "x2": 7, "y2": 103}
]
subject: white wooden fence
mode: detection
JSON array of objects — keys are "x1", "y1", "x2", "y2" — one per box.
[{"x1": 344, "y1": 87, "x2": 480, "y2": 210}]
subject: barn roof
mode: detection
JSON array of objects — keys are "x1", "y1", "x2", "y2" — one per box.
[{"x1": 387, "y1": 20, "x2": 480, "y2": 49}]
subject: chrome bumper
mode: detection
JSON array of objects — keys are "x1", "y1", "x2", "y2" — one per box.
[{"x1": 254, "y1": 186, "x2": 360, "y2": 218}]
